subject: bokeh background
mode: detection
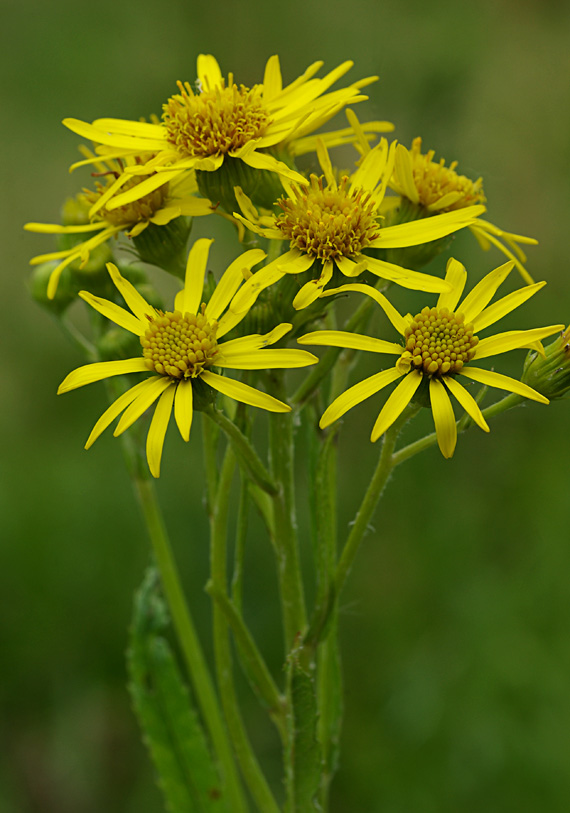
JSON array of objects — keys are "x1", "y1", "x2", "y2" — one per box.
[{"x1": 3, "y1": 0, "x2": 570, "y2": 810}]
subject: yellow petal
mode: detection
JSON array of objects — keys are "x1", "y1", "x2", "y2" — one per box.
[
  {"x1": 393, "y1": 143, "x2": 419, "y2": 204},
  {"x1": 316, "y1": 140, "x2": 336, "y2": 187},
  {"x1": 240, "y1": 150, "x2": 307, "y2": 185},
  {"x1": 221, "y1": 326, "x2": 293, "y2": 358},
  {"x1": 205, "y1": 248, "x2": 266, "y2": 321},
  {"x1": 468, "y1": 225, "x2": 535, "y2": 285},
  {"x1": 320, "y1": 367, "x2": 403, "y2": 428},
  {"x1": 365, "y1": 255, "x2": 450, "y2": 293},
  {"x1": 79, "y1": 291, "x2": 146, "y2": 335},
  {"x1": 472, "y1": 282, "x2": 546, "y2": 333},
  {"x1": 437, "y1": 258, "x2": 467, "y2": 311},
  {"x1": 459, "y1": 261, "x2": 514, "y2": 323},
  {"x1": 62, "y1": 118, "x2": 165, "y2": 151},
  {"x1": 370, "y1": 370, "x2": 422, "y2": 442},
  {"x1": 24, "y1": 222, "x2": 106, "y2": 234},
  {"x1": 443, "y1": 376, "x2": 489, "y2": 432},
  {"x1": 92, "y1": 118, "x2": 164, "y2": 138},
  {"x1": 473, "y1": 325, "x2": 564, "y2": 360},
  {"x1": 105, "y1": 170, "x2": 181, "y2": 210},
  {"x1": 370, "y1": 205, "x2": 486, "y2": 248},
  {"x1": 350, "y1": 138, "x2": 390, "y2": 193},
  {"x1": 114, "y1": 377, "x2": 173, "y2": 436},
  {"x1": 217, "y1": 348, "x2": 317, "y2": 369},
  {"x1": 85, "y1": 380, "x2": 150, "y2": 450},
  {"x1": 197, "y1": 54, "x2": 223, "y2": 90},
  {"x1": 292, "y1": 259, "x2": 334, "y2": 309},
  {"x1": 146, "y1": 386, "x2": 176, "y2": 478},
  {"x1": 460, "y1": 367, "x2": 549, "y2": 403},
  {"x1": 201, "y1": 370, "x2": 290, "y2": 412},
  {"x1": 177, "y1": 238, "x2": 214, "y2": 316},
  {"x1": 321, "y1": 283, "x2": 409, "y2": 335},
  {"x1": 174, "y1": 380, "x2": 194, "y2": 441},
  {"x1": 263, "y1": 55, "x2": 283, "y2": 101},
  {"x1": 429, "y1": 377, "x2": 457, "y2": 458},
  {"x1": 106, "y1": 263, "x2": 156, "y2": 323},
  {"x1": 58, "y1": 359, "x2": 148, "y2": 394},
  {"x1": 297, "y1": 330, "x2": 402, "y2": 355}
]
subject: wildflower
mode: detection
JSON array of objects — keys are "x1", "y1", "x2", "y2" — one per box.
[
  {"x1": 25, "y1": 152, "x2": 213, "y2": 298},
  {"x1": 62, "y1": 55, "x2": 380, "y2": 212},
  {"x1": 231, "y1": 139, "x2": 485, "y2": 312},
  {"x1": 298, "y1": 258, "x2": 563, "y2": 457},
  {"x1": 58, "y1": 240, "x2": 317, "y2": 477},
  {"x1": 389, "y1": 137, "x2": 537, "y2": 283}
]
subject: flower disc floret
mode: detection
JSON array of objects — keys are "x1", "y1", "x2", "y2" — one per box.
[
  {"x1": 401, "y1": 306, "x2": 479, "y2": 376},
  {"x1": 163, "y1": 80, "x2": 272, "y2": 158},
  {"x1": 141, "y1": 305, "x2": 219, "y2": 379},
  {"x1": 275, "y1": 175, "x2": 380, "y2": 262}
]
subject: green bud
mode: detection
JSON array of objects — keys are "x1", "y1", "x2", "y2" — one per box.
[
  {"x1": 522, "y1": 328, "x2": 570, "y2": 399},
  {"x1": 191, "y1": 375, "x2": 218, "y2": 412},
  {"x1": 132, "y1": 217, "x2": 192, "y2": 279},
  {"x1": 61, "y1": 195, "x2": 91, "y2": 226},
  {"x1": 97, "y1": 326, "x2": 142, "y2": 361},
  {"x1": 29, "y1": 261, "x2": 76, "y2": 314},
  {"x1": 196, "y1": 152, "x2": 292, "y2": 216}
]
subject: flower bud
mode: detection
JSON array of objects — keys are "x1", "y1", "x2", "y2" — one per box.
[
  {"x1": 29, "y1": 261, "x2": 76, "y2": 314},
  {"x1": 97, "y1": 326, "x2": 142, "y2": 361},
  {"x1": 132, "y1": 217, "x2": 192, "y2": 279},
  {"x1": 196, "y1": 152, "x2": 291, "y2": 216},
  {"x1": 522, "y1": 327, "x2": 570, "y2": 399}
]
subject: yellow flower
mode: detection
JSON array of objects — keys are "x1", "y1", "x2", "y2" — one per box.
[
  {"x1": 25, "y1": 152, "x2": 213, "y2": 298},
  {"x1": 61, "y1": 55, "x2": 381, "y2": 211},
  {"x1": 58, "y1": 240, "x2": 318, "y2": 477},
  {"x1": 298, "y1": 259, "x2": 563, "y2": 457},
  {"x1": 390, "y1": 137, "x2": 537, "y2": 284},
  {"x1": 231, "y1": 139, "x2": 486, "y2": 312}
]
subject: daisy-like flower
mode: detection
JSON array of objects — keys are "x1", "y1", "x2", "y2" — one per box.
[
  {"x1": 25, "y1": 152, "x2": 214, "y2": 298},
  {"x1": 57, "y1": 239, "x2": 318, "y2": 477},
  {"x1": 230, "y1": 139, "x2": 486, "y2": 312},
  {"x1": 61, "y1": 55, "x2": 381, "y2": 213},
  {"x1": 390, "y1": 137, "x2": 537, "y2": 284},
  {"x1": 298, "y1": 258, "x2": 563, "y2": 457}
]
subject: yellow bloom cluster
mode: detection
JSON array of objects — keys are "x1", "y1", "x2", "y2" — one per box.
[{"x1": 26, "y1": 52, "x2": 560, "y2": 474}]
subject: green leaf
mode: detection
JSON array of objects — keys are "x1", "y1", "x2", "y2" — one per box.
[{"x1": 128, "y1": 567, "x2": 229, "y2": 812}]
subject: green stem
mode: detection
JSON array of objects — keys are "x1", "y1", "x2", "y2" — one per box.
[
  {"x1": 268, "y1": 371, "x2": 307, "y2": 652},
  {"x1": 207, "y1": 407, "x2": 278, "y2": 496},
  {"x1": 392, "y1": 393, "x2": 523, "y2": 468},
  {"x1": 133, "y1": 474, "x2": 247, "y2": 813},
  {"x1": 209, "y1": 446, "x2": 281, "y2": 813}
]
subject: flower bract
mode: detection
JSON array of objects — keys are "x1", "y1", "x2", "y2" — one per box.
[
  {"x1": 58, "y1": 239, "x2": 318, "y2": 477},
  {"x1": 298, "y1": 258, "x2": 563, "y2": 457}
]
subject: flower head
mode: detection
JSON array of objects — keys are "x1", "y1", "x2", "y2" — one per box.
[
  {"x1": 25, "y1": 152, "x2": 213, "y2": 298},
  {"x1": 231, "y1": 139, "x2": 486, "y2": 312},
  {"x1": 62, "y1": 55, "x2": 380, "y2": 214},
  {"x1": 58, "y1": 240, "x2": 317, "y2": 477},
  {"x1": 390, "y1": 138, "x2": 537, "y2": 283},
  {"x1": 298, "y1": 259, "x2": 563, "y2": 457}
]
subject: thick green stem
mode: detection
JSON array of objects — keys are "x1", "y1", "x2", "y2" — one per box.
[
  {"x1": 209, "y1": 446, "x2": 281, "y2": 813},
  {"x1": 268, "y1": 372, "x2": 307, "y2": 652}
]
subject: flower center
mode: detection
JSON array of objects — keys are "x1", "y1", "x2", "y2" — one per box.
[
  {"x1": 399, "y1": 306, "x2": 479, "y2": 376},
  {"x1": 408, "y1": 137, "x2": 486, "y2": 211},
  {"x1": 274, "y1": 175, "x2": 380, "y2": 262},
  {"x1": 82, "y1": 168, "x2": 168, "y2": 227},
  {"x1": 141, "y1": 305, "x2": 219, "y2": 379},
  {"x1": 162, "y1": 79, "x2": 272, "y2": 158}
]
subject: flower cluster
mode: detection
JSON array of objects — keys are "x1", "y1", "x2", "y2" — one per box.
[{"x1": 27, "y1": 52, "x2": 563, "y2": 475}]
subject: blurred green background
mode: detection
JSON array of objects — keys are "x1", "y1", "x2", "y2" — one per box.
[{"x1": 3, "y1": 0, "x2": 570, "y2": 810}]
